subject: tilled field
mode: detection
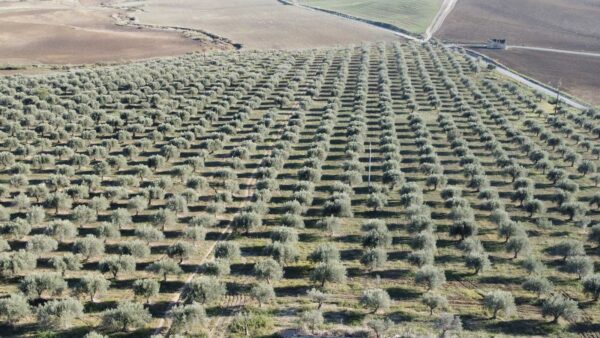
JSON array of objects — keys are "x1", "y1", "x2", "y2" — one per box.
[
  {"x1": 0, "y1": 42, "x2": 598, "y2": 337},
  {"x1": 483, "y1": 49, "x2": 600, "y2": 107},
  {"x1": 435, "y1": 0, "x2": 600, "y2": 106},
  {"x1": 436, "y1": 0, "x2": 600, "y2": 51}
]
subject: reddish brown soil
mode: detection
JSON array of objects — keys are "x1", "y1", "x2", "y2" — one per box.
[
  {"x1": 483, "y1": 49, "x2": 600, "y2": 106},
  {"x1": 436, "y1": 0, "x2": 600, "y2": 106},
  {"x1": 436, "y1": 0, "x2": 600, "y2": 51},
  {"x1": 0, "y1": 3, "x2": 218, "y2": 65}
]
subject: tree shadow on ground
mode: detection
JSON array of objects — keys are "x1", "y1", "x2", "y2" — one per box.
[
  {"x1": 484, "y1": 319, "x2": 560, "y2": 336},
  {"x1": 386, "y1": 285, "x2": 421, "y2": 301},
  {"x1": 241, "y1": 245, "x2": 268, "y2": 257},
  {"x1": 478, "y1": 275, "x2": 523, "y2": 286},
  {"x1": 230, "y1": 263, "x2": 254, "y2": 276},
  {"x1": 334, "y1": 234, "x2": 361, "y2": 244},
  {"x1": 275, "y1": 284, "x2": 311, "y2": 297},
  {"x1": 323, "y1": 309, "x2": 366, "y2": 326},
  {"x1": 570, "y1": 322, "x2": 600, "y2": 336},
  {"x1": 283, "y1": 265, "x2": 310, "y2": 279}
]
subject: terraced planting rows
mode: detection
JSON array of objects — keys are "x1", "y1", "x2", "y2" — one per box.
[{"x1": 0, "y1": 42, "x2": 598, "y2": 337}]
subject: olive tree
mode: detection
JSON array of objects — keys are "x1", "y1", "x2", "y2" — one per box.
[
  {"x1": 133, "y1": 279, "x2": 160, "y2": 304},
  {"x1": 254, "y1": 258, "x2": 284, "y2": 284},
  {"x1": 506, "y1": 234, "x2": 530, "y2": 259},
  {"x1": 152, "y1": 208, "x2": 177, "y2": 231},
  {"x1": 167, "y1": 242, "x2": 195, "y2": 263},
  {"x1": 134, "y1": 224, "x2": 164, "y2": 244},
  {"x1": 250, "y1": 282, "x2": 276, "y2": 307},
  {"x1": 359, "y1": 288, "x2": 391, "y2": 313},
  {"x1": 308, "y1": 243, "x2": 340, "y2": 263},
  {"x1": 231, "y1": 212, "x2": 262, "y2": 234},
  {"x1": 146, "y1": 259, "x2": 183, "y2": 281},
  {"x1": 483, "y1": 290, "x2": 516, "y2": 319},
  {"x1": 99, "y1": 255, "x2": 136, "y2": 280},
  {"x1": 0, "y1": 293, "x2": 31, "y2": 325},
  {"x1": 307, "y1": 288, "x2": 328, "y2": 309},
  {"x1": 582, "y1": 274, "x2": 600, "y2": 301},
  {"x1": 76, "y1": 274, "x2": 110, "y2": 302},
  {"x1": 415, "y1": 265, "x2": 446, "y2": 291},
  {"x1": 360, "y1": 248, "x2": 387, "y2": 271},
  {"x1": 522, "y1": 256, "x2": 546, "y2": 275},
  {"x1": 549, "y1": 240, "x2": 585, "y2": 261},
  {"x1": 20, "y1": 273, "x2": 67, "y2": 299},
  {"x1": 434, "y1": 313, "x2": 462, "y2": 337},
  {"x1": 214, "y1": 242, "x2": 241, "y2": 261},
  {"x1": 101, "y1": 301, "x2": 151, "y2": 332},
  {"x1": 36, "y1": 298, "x2": 83, "y2": 329},
  {"x1": 169, "y1": 302, "x2": 206, "y2": 334},
  {"x1": 0, "y1": 250, "x2": 37, "y2": 277},
  {"x1": 421, "y1": 292, "x2": 448, "y2": 315},
  {"x1": 542, "y1": 294, "x2": 580, "y2": 323},
  {"x1": 564, "y1": 255, "x2": 594, "y2": 279},
  {"x1": 184, "y1": 276, "x2": 226, "y2": 304},
  {"x1": 310, "y1": 261, "x2": 347, "y2": 287},
  {"x1": 298, "y1": 310, "x2": 323, "y2": 334},
  {"x1": 522, "y1": 276, "x2": 553, "y2": 299}
]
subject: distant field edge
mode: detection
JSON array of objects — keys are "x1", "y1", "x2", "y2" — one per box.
[
  {"x1": 464, "y1": 48, "x2": 593, "y2": 109},
  {"x1": 277, "y1": 0, "x2": 422, "y2": 39}
]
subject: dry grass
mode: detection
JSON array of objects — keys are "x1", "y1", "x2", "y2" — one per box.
[{"x1": 296, "y1": 0, "x2": 442, "y2": 34}]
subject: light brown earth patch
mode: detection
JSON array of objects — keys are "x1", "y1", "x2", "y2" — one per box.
[
  {"x1": 133, "y1": 0, "x2": 400, "y2": 50},
  {"x1": 0, "y1": 0, "x2": 223, "y2": 66}
]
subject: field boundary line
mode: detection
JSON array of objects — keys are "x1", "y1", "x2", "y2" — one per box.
[
  {"x1": 424, "y1": 0, "x2": 457, "y2": 41},
  {"x1": 277, "y1": 0, "x2": 423, "y2": 41},
  {"x1": 507, "y1": 45, "x2": 600, "y2": 58},
  {"x1": 458, "y1": 47, "x2": 591, "y2": 109}
]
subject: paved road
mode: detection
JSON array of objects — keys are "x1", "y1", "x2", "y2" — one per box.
[{"x1": 507, "y1": 45, "x2": 600, "y2": 58}]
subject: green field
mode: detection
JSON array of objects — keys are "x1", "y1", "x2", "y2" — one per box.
[{"x1": 297, "y1": 0, "x2": 443, "y2": 34}]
